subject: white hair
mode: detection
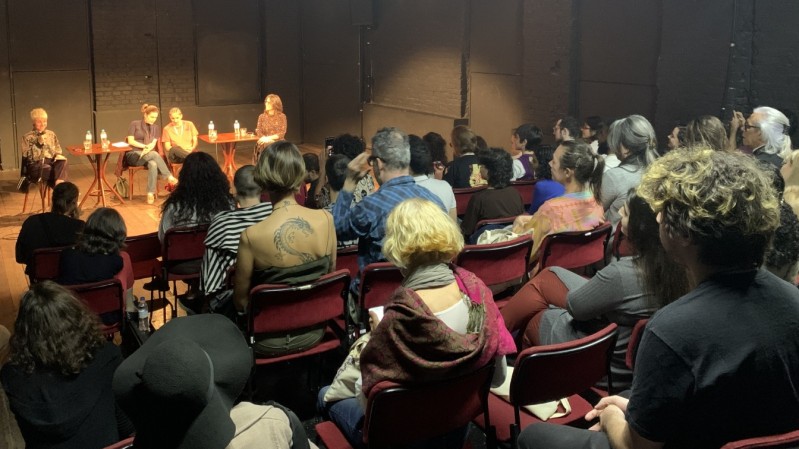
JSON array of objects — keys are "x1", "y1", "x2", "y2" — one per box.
[{"x1": 753, "y1": 106, "x2": 792, "y2": 158}]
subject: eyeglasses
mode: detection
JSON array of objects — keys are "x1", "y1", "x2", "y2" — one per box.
[
  {"x1": 367, "y1": 155, "x2": 382, "y2": 165},
  {"x1": 743, "y1": 122, "x2": 761, "y2": 131}
]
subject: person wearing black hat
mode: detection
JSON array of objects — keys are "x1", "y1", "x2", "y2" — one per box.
[{"x1": 113, "y1": 314, "x2": 316, "y2": 449}]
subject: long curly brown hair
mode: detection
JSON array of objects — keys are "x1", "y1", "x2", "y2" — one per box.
[{"x1": 9, "y1": 281, "x2": 104, "y2": 375}]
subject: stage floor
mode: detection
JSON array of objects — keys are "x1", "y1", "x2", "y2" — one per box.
[{"x1": 0, "y1": 143, "x2": 321, "y2": 334}]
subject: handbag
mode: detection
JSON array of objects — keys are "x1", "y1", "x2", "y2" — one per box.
[
  {"x1": 115, "y1": 177, "x2": 129, "y2": 198},
  {"x1": 323, "y1": 332, "x2": 371, "y2": 403},
  {"x1": 16, "y1": 176, "x2": 31, "y2": 193}
]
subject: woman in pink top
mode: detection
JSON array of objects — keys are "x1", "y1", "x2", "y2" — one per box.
[{"x1": 512, "y1": 140, "x2": 605, "y2": 261}]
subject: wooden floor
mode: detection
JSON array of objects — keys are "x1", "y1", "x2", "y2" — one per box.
[{"x1": 0, "y1": 143, "x2": 321, "y2": 334}]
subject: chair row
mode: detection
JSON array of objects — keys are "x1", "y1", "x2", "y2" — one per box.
[{"x1": 454, "y1": 179, "x2": 537, "y2": 217}]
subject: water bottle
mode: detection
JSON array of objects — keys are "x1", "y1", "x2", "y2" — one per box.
[
  {"x1": 137, "y1": 297, "x2": 149, "y2": 332},
  {"x1": 233, "y1": 120, "x2": 240, "y2": 138},
  {"x1": 208, "y1": 121, "x2": 216, "y2": 141},
  {"x1": 100, "y1": 129, "x2": 109, "y2": 150},
  {"x1": 83, "y1": 130, "x2": 92, "y2": 152}
]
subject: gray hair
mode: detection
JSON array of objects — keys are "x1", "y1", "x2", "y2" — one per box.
[
  {"x1": 607, "y1": 114, "x2": 658, "y2": 167},
  {"x1": 753, "y1": 106, "x2": 792, "y2": 158},
  {"x1": 371, "y1": 127, "x2": 410, "y2": 170}
]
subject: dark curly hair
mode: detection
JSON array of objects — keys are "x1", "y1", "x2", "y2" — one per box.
[
  {"x1": 77, "y1": 207, "x2": 127, "y2": 255},
  {"x1": 514, "y1": 123, "x2": 543, "y2": 150},
  {"x1": 9, "y1": 281, "x2": 105, "y2": 375},
  {"x1": 766, "y1": 202, "x2": 799, "y2": 279},
  {"x1": 161, "y1": 152, "x2": 234, "y2": 224},
  {"x1": 409, "y1": 134, "x2": 433, "y2": 175},
  {"x1": 533, "y1": 144, "x2": 555, "y2": 180},
  {"x1": 479, "y1": 147, "x2": 514, "y2": 189},
  {"x1": 625, "y1": 190, "x2": 689, "y2": 307},
  {"x1": 423, "y1": 132, "x2": 447, "y2": 164},
  {"x1": 332, "y1": 133, "x2": 365, "y2": 160}
]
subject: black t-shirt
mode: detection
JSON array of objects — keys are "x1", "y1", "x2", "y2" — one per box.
[
  {"x1": 15, "y1": 213, "x2": 84, "y2": 275},
  {"x1": 444, "y1": 154, "x2": 480, "y2": 189},
  {"x1": 57, "y1": 249, "x2": 123, "y2": 285},
  {"x1": 627, "y1": 269, "x2": 799, "y2": 448}
]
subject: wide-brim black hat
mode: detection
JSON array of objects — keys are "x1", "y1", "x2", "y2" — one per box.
[{"x1": 113, "y1": 314, "x2": 252, "y2": 449}]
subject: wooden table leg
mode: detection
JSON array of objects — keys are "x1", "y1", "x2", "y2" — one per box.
[
  {"x1": 221, "y1": 143, "x2": 237, "y2": 179},
  {"x1": 79, "y1": 154, "x2": 100, "y2": 208}
]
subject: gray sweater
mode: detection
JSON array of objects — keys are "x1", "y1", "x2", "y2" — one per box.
[
  {"x1": 601, "y1": 164, "x2": 643, "y2": 228},
  {"x1": 538, "y1": 257, "x2": 656, "y2": 389}
]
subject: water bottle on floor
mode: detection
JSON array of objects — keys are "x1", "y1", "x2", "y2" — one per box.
[{"x1": 137, "y1": 297, "x2": 149, "y2": 332}]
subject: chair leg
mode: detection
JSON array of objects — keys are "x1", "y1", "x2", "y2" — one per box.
[
  {"x1": 510, "y1": 423, "x2": 520, "y2": 449},
  {"x1": 21, "y1": 188, "x2": 30, "y2": 214}
]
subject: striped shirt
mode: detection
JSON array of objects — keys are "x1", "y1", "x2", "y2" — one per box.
[{"x1": 200, "y1": 202, "x2": 273, "y2": 295}]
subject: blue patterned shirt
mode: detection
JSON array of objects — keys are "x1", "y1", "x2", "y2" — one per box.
[{"x1": 333, "y1": 175, "x2": 445, "y2": 293}]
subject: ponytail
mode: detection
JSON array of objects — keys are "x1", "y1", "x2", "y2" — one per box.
[
  {"x1": 590, "y1": 153, "x2": 604, "y2": 204},
  {"x1": 559, "y1": 140, "x2": 603, "y2": 203}
]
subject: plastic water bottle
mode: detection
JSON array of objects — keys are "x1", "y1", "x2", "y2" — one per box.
[
  {"x1": 233, "y1": 120, "x2": 240, "y2": 138},
  {"x1": 208, "y1": 121, "x2": 216, "y2": 141},
  {"x1": 100, "y1": 129, "x2": 109, "y2": 150},
  {"x1": 137, "y1": 297, "x2": 149, "y2": 332},
  {"x1": 83, "y1": 130, "x2": 92, "y2": 152}
]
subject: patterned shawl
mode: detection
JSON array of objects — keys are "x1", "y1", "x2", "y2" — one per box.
[{"x1": 360, "y1": 266, "x2": 516, "y2": 396}]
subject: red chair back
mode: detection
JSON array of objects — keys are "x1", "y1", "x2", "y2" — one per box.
[
  {"x1": 358, "y1": 262, "x2": 404, "y2": 314},
  {"x1": 103, "y1": 436, "x2": 134, "y2": 449},
  {"x1": 31, "y1": 245, "x2": 69, "y2": 283},
  {"x1": 362, "y1": 363, "x2": 495, "y2": 447},
  {"x1": 69, "y1": 278, "x2": 125, "y2": 336},
  {"x1": 721, "y1": 430, "x2": 799, "y2": 449},
  {"x1": 124, "y1": 232, "x2": 161, "y2": 280},
  {"x1": 511, "y1": 180, "x2": 536, "y2": 208},
  {"x1": 457, "y1": 234, "x2": 532, "y2": 295},
  {"x1": 510, "y1": 323, "x2": 618, "y2": 406},
  {"x1": 611, "y1": 221, "x2": 634, "y2": 261},
  {"x1": 536, "y1": 222, "x2": 613, "y2": 275},
  {"x1": 625, "y1": 318, "x2": 649, "y2": 371},
  {"x1": 473, "y1": 216, "x2": 518, "y2": 233},
  {"x1": 453, "y1": 186, "x2": 488, "y2": 216},
  {"x1": 335, "y1": 244, "x2": 359, "y2": 279},
  {"x1": 162, "y1": 225, "x2": 208, "y2": 266},
  {"x1": 248, "y1": 270, "x2": 350, "y2": 335}
]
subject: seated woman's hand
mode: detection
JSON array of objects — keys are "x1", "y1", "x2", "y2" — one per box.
[{"x1": 258, "y1": 136, "x2": 270, "y2": 145}]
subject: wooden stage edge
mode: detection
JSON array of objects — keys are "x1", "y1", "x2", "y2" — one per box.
[{"x1": 0, "y1": 144, "x2": 322, "y2": 334}]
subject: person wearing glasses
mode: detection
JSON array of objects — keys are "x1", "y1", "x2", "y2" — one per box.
[
  {"x1": 729, "y1": 106, "x2": 792, "y2": 168},
  {"x1": 333, "y1": 127, "x2": 445, "y2": 319}
]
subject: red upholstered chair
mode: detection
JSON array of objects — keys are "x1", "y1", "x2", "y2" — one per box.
[
  {"x1": 125, "y1": 231, "x2": 168, "y2": 318},
  {"x1": 102, "y1": 436, "x2": 134, "y2": 449},
  {"x1": 30, "y1": 245, "x2": 69, "y2": 283},
  {"x1": 357, "y1": 262, "x2": 403, "y2": 327},
  {"x1": 248, "y1": 269, "x2": 350, "y2": 364},
  {"x1": 335, "y1": 244, "x2": 359, "y2": 279},
  {"x1": 625, "y1": 318, "x2": 649, "y2": 371},
  {"x1": 511, "y1": 180, "x2": 536, "y2": 209},
  {"x1": 611, "y1": 221, "x2": 633, "y2": 262},
  {"x1": 69, "y1": 278, "x2": 125, "y2": 338},
  {"x1": 453, "y1": 186, "x2": 488, "y2": 217},
  {"x1": 533, "y1": 222, "x2": 613, "y2": 276},
  {"x1": 721, "y1": 430, "x2": 799, "y2": 449},
  {"x1": 456, "y1": 234, "x2": 533, "y2": 304},
  {"x1": 473, "y1": 323, "x2": 618, "y2": 449},
  {"x1": 160, "y1": 225, "x2": 209, "y2": 317},
  {"x1": 316, "y1": 362, "x2": 496, "y2": 449}
]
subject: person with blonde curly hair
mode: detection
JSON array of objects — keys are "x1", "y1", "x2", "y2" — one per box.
[
  {"x1": 1, "y1": 281, "x2": 130, "y2": 448},
  {"x1": 318, "y1": 198, "x2": 515, "y2": 448},
  {"x1": 519, "y1": 147, "x2": 799, "y2": 449}
]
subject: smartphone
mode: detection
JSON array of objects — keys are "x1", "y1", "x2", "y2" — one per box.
[{"x1": 324, "y1": 136, "x2": 335, "y2": 156}]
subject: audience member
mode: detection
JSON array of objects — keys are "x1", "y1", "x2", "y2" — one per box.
[
  {"x1": 201, "y1": 165, "x2": 272, "y2": 314},
  {"x1": 314, "y1": 134, "x2": 375, "y2": 209},
  {"x1": 509, "y1": 123, "x2": 541, "y2": 180},
  {"x1": 602, "y1": 114, "x2": 658, "y2": 228},
  {"x1": 782, "y1": 149, "x2": 799, "y2": 217},
  {"x1": 685, "y1": 115, "x2": 728, "y2": 151},
  {"x1": 765, "y1": 202, "x2": 799, "y2": 282},
  {"x1": 553, "y1": 116, "x2": 580, "y2": 143},
  {"x1": 513, "y1": 140, "x2": 605, "y2": 262},
  {"x1": 502, "y1": 191, "x2": 688, "y2": 389},
  {"x1": 422, "y1": 131, "x2": 448, "y2": 179},
  {"x1": 16, "y1": 182, "x2": 84, "y2": 277},
  {"x1": 319, "y1": 198, "x2": 515, "y2": 448},
  {"x1": 124, "y1": 103, "x2": 178, "y2": 205},
  {"x1": 58, "y1": 207, "x2": 136, "y2": 317},
  {"x1": 158, "y1": 151, "x2": 235, "y2": 242},
  {"x1": 253, "y1": 93, "x2": 288, "y2": 164},
  {"x1": 520, "y1": 147, "x2": 799, "y2": 449},
  {"x1": 301, "y1": 152, "x2": 321, "y2": 208},
  {"x1": 527, "y1": 144, "x2": 565, "y2": 214},
  {"x1": 318, "y1": 154, "x2": 358, "y2": 248},
  {"x1": 666, "y1": 122, "x2": 687, "y2": 153},
  {"x1": 582, "y1": 116, "x2": 609, "y2": 155},
  {"x1": 161, "y1": 107, "x2": 199, "y2": 164},
  {"x1": 409, "y1": 134, "x2": 457, "y2": 220},
  {"x1": 21, "y1": 108, "x2": 68, "y2": 187},
  {"x1": 461, "y1": 147, "x2": 524, "y2": 240},
  {"x1": 444, "y1": 125, "x2": 484, "y2": 188},
  {"x1": 234, "y1": 141, "x2": 336, "y2": 356},
  {"x1": 730, "y1": 106, "x2": 792, "y2": 167},
  {"x1": 113, "y1": 314, "x2": 316, "y2": 449},
  {"x1": 333, "y1": 127, "x2": 444, "y2": 317},
  {"x1": 1, "y1": 281, "x2": 130, "y2": 449}
]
